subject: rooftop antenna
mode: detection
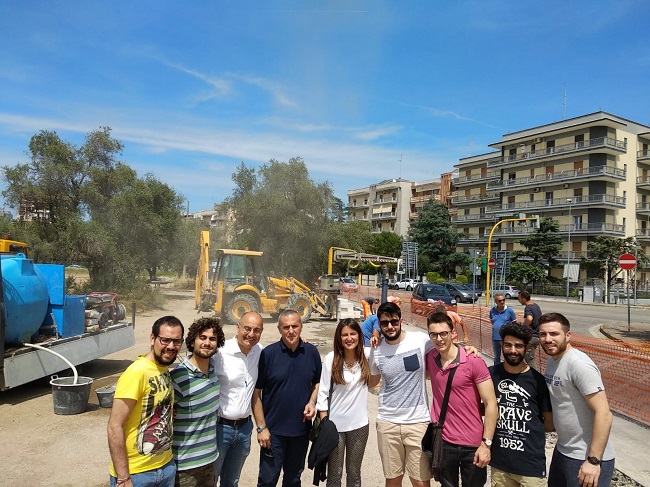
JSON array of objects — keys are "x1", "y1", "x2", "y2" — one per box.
[
  {"x1": 468, "y1": 135, "x2": 474, "y2": 157},
  {"x1": 563, "y1": 83, "x2": 567, "y2": 120},
  {"x1": 399, "y1": 154, "x2": 402, "y2": 179}
]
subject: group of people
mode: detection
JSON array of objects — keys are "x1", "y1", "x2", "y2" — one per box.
[{"x1": 108, "y1": 296, "x2": 615, "y2": 487}]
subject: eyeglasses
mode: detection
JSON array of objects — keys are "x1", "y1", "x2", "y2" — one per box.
[
  {"x1": 157, "y1": 336, "x2": 184, "y2": 347},
  {"x1": 428, "y1": 331, "x2": 450, "y2": 340},
  {"x1": 379, "y1": 319, "x2": 400, "y2": 328},
  {"x1": 240, "y1": 325, "x2": 263, "y2": 336},
  {"x1": 495, "y1": 299, "x2": 505, "y2": 303}
]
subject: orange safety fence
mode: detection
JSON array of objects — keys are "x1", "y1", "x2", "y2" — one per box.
[{"x1": 353, "y1": 289, "x2": 650, "y2": 426}]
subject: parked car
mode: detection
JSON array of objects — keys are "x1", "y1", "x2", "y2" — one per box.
[
  {"x1": 466, "y1": 283, "x2": 483, "y2": 296},
  {"x1": 339, "y1": 277, "x2": 359, "y2": 292},
  {"x1": 412, "y1": 284, "x2": 457, "y2": 307},
  {"x1": 395, "y1": 278, "x2": 418, "y2": 291},
  {"x1": 441, "y1": 282, "x2": 479, "y2": 303},
  {"x1": 377, "y1": 277, "x2": 397, "y2": 289},
  {"x1": 492, "y1": 285, "x2": 521, "y2": 299}
]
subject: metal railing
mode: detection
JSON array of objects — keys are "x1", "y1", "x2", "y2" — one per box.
[
  {"x1": 488, "y1": 165, "x2": 626, "y2": 189},
  {"x1": 451, "y1": 213, "x2": 499, "y2": 223},
  {"x1": 452, "y1": 193, "x2": 499, "y2": 204},
  {"x1": 452, "y1": 169, "x2": 501, "y2": 185},
  {"x1": 638, "y1": 149, "x2": 650, "y2": 159},
  {"x1": 485, "y1": 194, "x2": 625, "y2": 213},
  {"x1": 488, "y1": 137, "x2": 627, "y2": 167}
]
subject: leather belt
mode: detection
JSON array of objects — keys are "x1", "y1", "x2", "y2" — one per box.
[{"x1": 218, "y1": 416, "x2": 251, "y2": 427}]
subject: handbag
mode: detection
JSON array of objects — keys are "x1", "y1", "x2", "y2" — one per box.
[
  {"x1": 310, "y1": 371, "x2": 335, "y2": 442},
  {"x1": 422, "y1": 366, "x2": 457, "y2": 481}
]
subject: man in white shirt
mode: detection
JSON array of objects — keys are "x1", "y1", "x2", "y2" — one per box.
[
  {"x1": 369, "y1": 301, "x2": 434, "y2": 487},
  {"x1": 212, "y1": 311, "x2": 264, "y2": 487}
]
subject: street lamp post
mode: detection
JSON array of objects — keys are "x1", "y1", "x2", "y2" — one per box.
[{"x1": 566, "y1": 198, "x2": 572, "y2": 302}]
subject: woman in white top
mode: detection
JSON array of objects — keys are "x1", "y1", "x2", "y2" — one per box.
[{"x1": 316, "y1": 318, "x2": 380, "y2": 487}]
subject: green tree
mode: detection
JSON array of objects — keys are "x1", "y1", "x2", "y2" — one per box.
[
  {"x1": 227, "y1": 157, "x2": 337, "y2": 281},
  {"x1": 581, "y1": 236, "x2": 649, "y2": 291},
  {"x1": 509, "y1": 219, "x2": 564, "y2": 289},
  {"x1": 369, "y1": 231, "x2": 402, "y2": 259},
  {"x1": 408, "y1": 200, "x2": 468, "y2": 277}
]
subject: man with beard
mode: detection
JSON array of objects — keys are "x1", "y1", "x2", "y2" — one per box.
[
  {"x1": 171, "y1": 317, "x2": 225, "y2": 486},
  {"x1": 489, "y1": 322, "x2": 553, "y2": 486},
  {"x1": 368, "y1": 301, "x2": 434, "y2": 487},
  {"x1": 253, "y1": 309, "x2": 321, "y2": 487},
  {"x1": 213, "y1": 311, "x2": 265, "y2": 487},
  {"x1": 539, "y1": 313, "x2": 615, "y2": 487},
  {"x1": 108, "y1": 316, "x2": 185, "y2": 487},
  {"x1": 425, "y1": 312, "x2": 497, "y2": 487}
]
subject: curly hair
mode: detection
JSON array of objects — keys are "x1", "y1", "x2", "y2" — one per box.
[
  {"x1": 499, "y1": 321, "x2": 532, "y2": 344},
  {"x1": 185, "y1": 317, "x2": 225, "y2": 353}
]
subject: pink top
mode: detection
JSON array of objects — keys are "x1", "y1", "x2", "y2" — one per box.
[{"x1": 426, "y1": 346, "x2": 490, "y2": 446}]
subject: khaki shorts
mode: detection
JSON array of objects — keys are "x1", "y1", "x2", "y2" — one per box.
[
  {"x1": 491, "y1": 467, "x2": 546, "y2": 487},
  {"x1": 376, "y1": 419, "x2": 432, "y2": 481}
]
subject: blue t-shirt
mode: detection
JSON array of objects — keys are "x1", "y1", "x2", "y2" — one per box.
[
  {"x1": 255, "y1": 339, "x2": 321, "y2": 437},
  {"x1": 361, "y1": 315, "x2": 379, "y2": 346},
  {"x1": 489, "y1": 306, "x2": 517, "y2": 341}
]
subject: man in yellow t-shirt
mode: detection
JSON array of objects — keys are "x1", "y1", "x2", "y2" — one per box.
[{"x1": 107, "y1": 316, "x2": 185, "y2": 487}]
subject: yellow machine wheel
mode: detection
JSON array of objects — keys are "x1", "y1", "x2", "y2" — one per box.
[
  {"x1": 226, "y1": 294, "x2": 259, "y2": 325},
  {"x1": 285, "y1": 293, "x2": 313, "y2": 323}
]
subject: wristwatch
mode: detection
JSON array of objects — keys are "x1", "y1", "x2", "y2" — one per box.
[
  {"x1": 587, "y1": 456, "x2": 601, "y2": 466},
  {"x1": 256, "y1": 425, "x2": 267, "y2": 434},
  {"x1": 482, "y1": 438, "x2": 492, "y2": 447}
]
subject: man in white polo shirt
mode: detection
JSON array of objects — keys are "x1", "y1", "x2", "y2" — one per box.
[{"x1": 212, "y1": 311, "x2": 264, "y2": 487}]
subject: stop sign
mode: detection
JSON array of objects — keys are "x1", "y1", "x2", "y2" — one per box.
[
  {"x1": 488, "y1": 258, "x2": 496, "y2": 269},
  {"x1": 618, "y1": 253, "x2": 637, "y2": 270}
]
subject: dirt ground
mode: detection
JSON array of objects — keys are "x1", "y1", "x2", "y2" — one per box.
[{"x1": 0, "y1": 289, "x2": 389, "y2": 486}]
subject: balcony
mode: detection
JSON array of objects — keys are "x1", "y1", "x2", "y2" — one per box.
[
  {"x1": 488, "y1": 137, "x2": 627, "y2": 168},
  {"x1": 637, "y1": 202, "x2": 650, "y2": 216},
  {"x1": 451, "y1": 213, "x2": 499, "y2": 224},
  {"x1": 372, "y1": 212, "x2": 397, "y2": 220},
  {"x1": 637, "y1": 228, "x2": 650, "y2": 242},
  {"x1": 456, "y1": 233, "x2": 489, "y2": 245},
  {"x1": 372, "y1": 198, "x2": 398, "y2": 204},
  {"x1": 452, "y1": 193, "x2": 500, "y2": 205},
  {"x1": 488, "y1": 165, "x2": 626, "y2": 191},
  {"x1": 639, "y1": 149, "x2": 650, "y2": 161},
  {"x1": 485, "y1": 222, "x2": 624, "y2": 238},
  {"x1": 485, "y1": 194, "x2": 625, "y2": 214},
  {"x1": 410, "y1": 195, "x2": 440, "y2": 204},
  {"x1": 637, "y1": 176, "x2": 650, "y2": 189},
  {"x1": 452, "y1": 169, "x2": 501, "y2": 186},
  {"x1": 348, "y1": 202, "x2": 369, "y2": 209}
]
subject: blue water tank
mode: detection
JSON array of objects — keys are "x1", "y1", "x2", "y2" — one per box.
[{"x1": 2, "y1": 255, "x2": 50, "y2": 346}]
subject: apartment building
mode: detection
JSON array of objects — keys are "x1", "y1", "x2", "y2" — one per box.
[
  {"x1": 453, "y1": 111, "x2": 650, "y2": 284},
  {"x1": 348, "y1": 173, "x2": 454, "y2": 237}
]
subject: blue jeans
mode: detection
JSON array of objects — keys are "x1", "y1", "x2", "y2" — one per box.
[
  {"x1": 110, "y1": 459, "x2": 176, "y2": 487},
  {"x1": 257, "y1": 433, "x2": 310, "y2": 487},
  {"x1": 439, "y1": 441, "x2": 487, "y2": 487},
  {"x1": 548, "y1": 447, "x2": 615, "y2": 487},
  {"x1": 492, "y1": 340, "x2": 502, "y2": 365},
  {"x1": 215, "y1": 418, "x2": 253, "y2": 487}
]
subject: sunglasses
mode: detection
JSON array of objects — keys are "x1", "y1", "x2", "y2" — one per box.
[
  {"x1": 495, "y1": 299, "x2": 505, "y2": 303},
  {"x1": 379, "y1": 319, "x2": 400, "y2": 328}
]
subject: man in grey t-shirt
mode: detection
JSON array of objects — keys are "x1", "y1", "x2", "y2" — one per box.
[{"x1": 539, "y1": 312, "x2": 615, "y2": 487}]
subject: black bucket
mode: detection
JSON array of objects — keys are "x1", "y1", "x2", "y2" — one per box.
[
  {"x1": 96, "y1": 385, "x2": 116, "y2": 408},
  {"x1": 50, "y1": 376, "x2": 93, "y2": 415}
]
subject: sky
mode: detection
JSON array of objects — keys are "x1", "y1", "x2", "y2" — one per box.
[{"x1": 1, "y1": 1, "x2": 649, "y2": 215}]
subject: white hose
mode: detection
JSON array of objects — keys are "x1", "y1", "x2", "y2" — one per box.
[{"x1": 22, "y1": 342, "x2": 79, "y2": 384}]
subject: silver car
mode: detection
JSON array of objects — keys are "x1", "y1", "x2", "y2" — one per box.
[{"x1": 492, "y1": 285, "x2": 521, "y2": 299}]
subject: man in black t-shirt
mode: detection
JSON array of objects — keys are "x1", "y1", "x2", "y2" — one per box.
[
  {"x1": 489, "y1": 322, "x2": 553, "y2": 486},
  {"x1": 517, "y1": 290, "x2": 542, "y2": 370}
]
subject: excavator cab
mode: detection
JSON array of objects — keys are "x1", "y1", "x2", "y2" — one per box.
[{"x1": 211, "y1": 251, "x2": 268, "y2": 295}]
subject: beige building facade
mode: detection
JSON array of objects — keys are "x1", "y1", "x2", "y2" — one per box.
[
  {"x1": 347, "y1": 173, "x2": 454, "y2": 237},
  {"x1": 453, "y1": 111, "x2": 650, "y2": 285}
]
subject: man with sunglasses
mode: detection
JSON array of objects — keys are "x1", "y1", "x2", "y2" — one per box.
[
  {"x1": 212, "y1": 311, "x2": 265, "y2": 487},
  {"x1": 426, "y1": 312, "x2": 497, "y2": 487},
  {"x1": 369, "y1": 301, "x2": 434, "y2": 487},
  {"x1": 108, "y1": 315, "x2": 185, "y2": 487},
  {"x1": 489, "y1": 293, "x2": 517, "y2": 365}
]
